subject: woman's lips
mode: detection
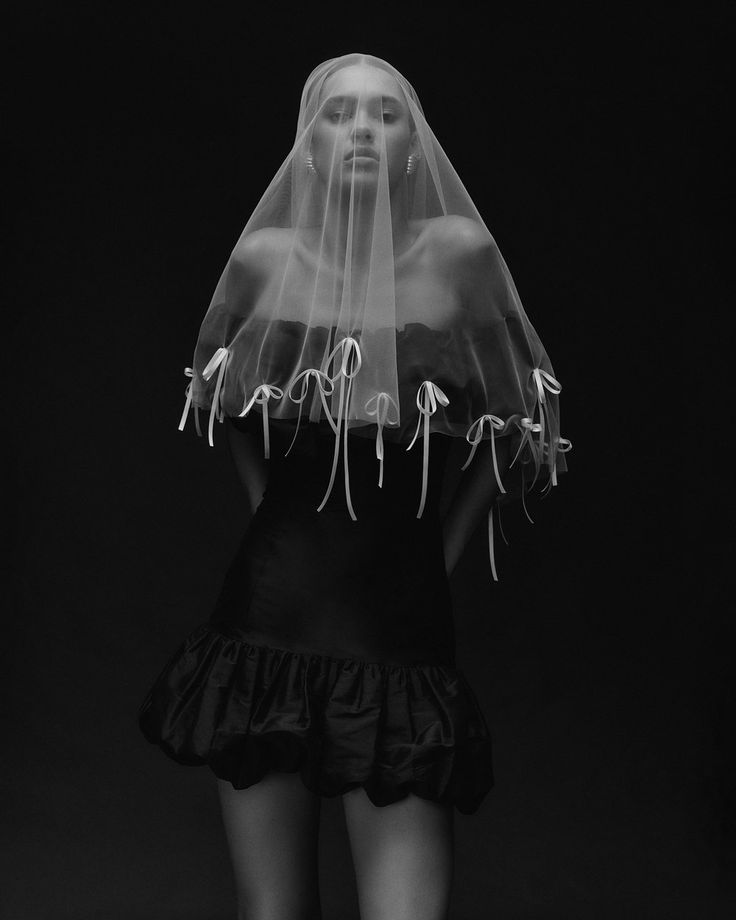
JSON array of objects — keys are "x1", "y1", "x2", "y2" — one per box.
[{"x1": 345, "y1": 149, "x2": 379, "y2": 160}]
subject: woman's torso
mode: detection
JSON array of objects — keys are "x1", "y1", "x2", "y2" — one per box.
[
  {"x1": 210, "y1": 415, "x2": 456, "y2": 667},
  {"x1": 246, "y1": 217, "x2": 465, "y2": 330}
]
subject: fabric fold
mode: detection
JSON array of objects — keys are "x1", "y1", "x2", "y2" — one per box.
[{"x1": 138, "y1": 624, "x2": 494, "y2": 815}]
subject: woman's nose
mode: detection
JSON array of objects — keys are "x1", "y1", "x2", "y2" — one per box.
[{"x1": 352, "y1": 115, "x2": 374, "y2": 140}]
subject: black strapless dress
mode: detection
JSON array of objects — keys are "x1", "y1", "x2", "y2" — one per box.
[{"x1": 138, "y1": 411, "x2": 494, "y2": 815}]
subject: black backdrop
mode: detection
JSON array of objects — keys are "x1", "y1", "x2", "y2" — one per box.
[{"x1": 5, "y1": 3, "x2": 733, "y2": 919}]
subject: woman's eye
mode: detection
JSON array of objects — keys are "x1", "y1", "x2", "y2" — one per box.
[
  {"x1": 382, "y1": 112, "x2": 397, "y2": 122},
  {"x1": 328, "y1": 111, "x2": 349, "y2": 123}
]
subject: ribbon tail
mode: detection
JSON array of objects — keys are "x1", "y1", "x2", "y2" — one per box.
[
  {"x1": 509, "y1": 429, "x2": 528, "y2": 469},
  {"x1": 543, "y1": 401, "x2": 557, "y2": 486},
  {"x1": 261, "y1": 402, "x2": 271, "y2": 459},
  {"x1": 460, "y1": 439, "x2": 478, "y2": 471},
  {"x1": 527, "y1": 407, "x2": 542, "y2": 490},
  {"x1": 497, "y1": 502, "x2": 509, "y2": 546},
  {"x1": 490, "y1": 429, "x2": 506, "y2": 494},
  {"x1": 520, "y1": 466, "x2": 535, "y2": 524},
  {"x1": 537, "y1": 401, "x2": 545, "y2": 475},
  {"x1": 194, "y1": 407, "x2": 202, "y2": 437},
  {"x1": 178, "y1": 385, "x2": 193, "y2": 432},
  {"x1": 317, "y1": 374, "x2": 345, "y2": 513},
  {"x1": 207, "y1": 357, "x2": 228, "y2": 448},
  {"x1": 207, "y1": 402, "x2": 217, "y2": 448},
  {"x1": 376, "y1": 424, "x2": 385, "y2": 488},
  {"x1": 488, "y1": 505, "x2": 498, "y2": 582},
  {"x1": 416, "y1": 411, "x2": 430, "y2": 519},
  {"x1": 320, "y1": 385, "x2": 339, "y2": 435},
  {"x1": 527, "y1": 432, "x2": 542, "y2": 490},
  {"x1": 284, "y1": 397, "x2": 305, "y2": 457},
  {"x1": 406, "y1": 412, "x2": 422, "y2": 452},
  {"x1": 342, "y1": 375, "x2": 357, "y2": 520}
]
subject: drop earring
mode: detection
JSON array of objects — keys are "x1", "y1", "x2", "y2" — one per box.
[
  {"x1": 406, "y1": 153, "x2": 421, "y2": 175},
  {"x1": 305, "y1": 153, "x2": 316, "y2": 174}
]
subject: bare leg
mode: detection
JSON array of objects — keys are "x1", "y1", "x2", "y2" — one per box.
[
  {"x1": 342, "y1": 788, "x2": 454, "y2": 920},
  {"x1": 217, "y1": 772, "x2": 323, "y2": 920}
]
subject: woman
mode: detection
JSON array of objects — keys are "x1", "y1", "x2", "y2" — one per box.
[{"x1": 139, "y1": 53, "x2": 569, "y2": 920}]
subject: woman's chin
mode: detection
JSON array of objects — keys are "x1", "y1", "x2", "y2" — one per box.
[{"x1": 326, "y1": 170, "x2": 381, "y2": 194}]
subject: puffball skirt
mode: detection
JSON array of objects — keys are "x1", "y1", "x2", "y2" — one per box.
[{"x1": 138, "y1": 412, "x2": 494, "y2": 814}]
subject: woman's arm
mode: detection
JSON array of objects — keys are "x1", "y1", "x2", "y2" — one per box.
[
  {"x1": 226, "y1": 420, "x2": 270, "y2": 515},
  {"x1": 435, "y1": 218, "x2": 520, "y2": 576},
  {"x1": 441, "y1": 435, "x2": 511, "y2": 578}
]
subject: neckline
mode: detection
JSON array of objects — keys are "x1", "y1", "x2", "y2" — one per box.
[{"x1": 247, "y1": 317, "x2": 453, "y2": 335}]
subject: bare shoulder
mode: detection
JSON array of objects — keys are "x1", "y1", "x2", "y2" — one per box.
[
  {"x1": 230, "y1": 227, "x2": 298, "y2": 272},
  {"x1": 417, "y1": 215, "x2": 493, "y2": 262}
]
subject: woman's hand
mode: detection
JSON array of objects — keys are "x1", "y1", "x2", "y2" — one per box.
[
  {"x1": 442, "y1": 530, "x2": 465, "y2": 579},
  {"x1": 441, "y1": 436, "x2": 511, "y2": 577},
  {"x1": 226, "y1": 419, "x2": 270, "y2": 515}
]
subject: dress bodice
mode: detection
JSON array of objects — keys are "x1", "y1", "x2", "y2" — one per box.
[{"x1": 231, "y1": 411, "x2": 452, "y2": 521}]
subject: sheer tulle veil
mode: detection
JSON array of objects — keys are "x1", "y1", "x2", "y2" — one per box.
[{"x1": 178, "y1": 52, "x2": 571, "y2": 578}]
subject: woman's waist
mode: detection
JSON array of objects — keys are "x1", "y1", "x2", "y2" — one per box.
[
  {"x1": 256, "y1": 481, "x2": 443, "y2": 520},
  {"x1": 261, "y1": 448, "x2": 446, "y2": 516},
  {"x1": 241, "y1": 492, "x2": 446, "y2": 588}
]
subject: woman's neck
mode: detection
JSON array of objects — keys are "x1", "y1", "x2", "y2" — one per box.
[{"x1": 318, "y1": 183, "x2": 411, "y2": 265}]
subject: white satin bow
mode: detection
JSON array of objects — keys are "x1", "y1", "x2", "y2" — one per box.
[
  {"x1": 365, "y1": 391, "x2": 400, "y2": 488},
  {"x1": 284, "y1": 368, "x2": 336, "y2": 457},
  {"x1": 317, "y1": 336, "x2": 363, "y2": 520},
  {"x1": 191, "y1": 347, "x2": 229, "y2": 448},
  {"x1": 239, "y1": 384, "x2": 284, "y2": 458},
  {"x1": 406, "y1": 381, "x2": 450, "y2": 519}
]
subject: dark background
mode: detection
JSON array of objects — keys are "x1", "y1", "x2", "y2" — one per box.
[{"x1": 5, "y1": 3, "x2": 733, "y2": 918}]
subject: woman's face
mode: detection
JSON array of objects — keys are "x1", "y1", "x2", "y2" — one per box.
[{"x1": 310, "y1": 63, "x2": 415, "y2": 194}]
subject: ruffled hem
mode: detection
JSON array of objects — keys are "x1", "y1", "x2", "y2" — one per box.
[{"x1": 138, "y1": 624, "x2": 494, "y2": 815}]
